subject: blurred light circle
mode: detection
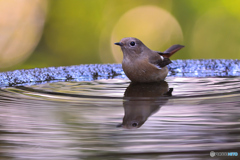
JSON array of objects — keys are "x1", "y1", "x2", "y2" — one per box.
[
  {"x1": 0, "y1": 0, "x2": 47, "y2": 68},
  {"x1": 111, "y1": 5, "x2": 183, "y2": 63}
]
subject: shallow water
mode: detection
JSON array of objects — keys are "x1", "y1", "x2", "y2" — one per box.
[{"x1": 0, "y1": 77, "x2": 240, "y2": 160}]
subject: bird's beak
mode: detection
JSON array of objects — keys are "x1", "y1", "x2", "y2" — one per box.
[
  {"x1": 114, "y1": 42, "x2": 123, "y2": 46},
  {"x1": 116, "y1": 123, "x2": 123, "y2": 128}
]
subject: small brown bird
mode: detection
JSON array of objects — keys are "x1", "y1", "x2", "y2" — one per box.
[{"x1": 115, "y1": 37, "x2": 184, "y2": 83}]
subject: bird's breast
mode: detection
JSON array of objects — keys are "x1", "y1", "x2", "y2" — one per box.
[{"x1": 122, "y1": 58, "x2": 168, "y2": 83}]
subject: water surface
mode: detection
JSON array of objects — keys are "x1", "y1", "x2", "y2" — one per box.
[{"x1": 0, "y1": 77, "x2": 240, "y2": 159}]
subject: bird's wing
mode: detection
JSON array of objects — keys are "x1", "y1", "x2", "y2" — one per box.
[
  {"x1": 148, "y1": 52, "x2": 172, "y2": 68},
  {"x1": 157, "y1": 44, "x2": 184, "y2": 58}
]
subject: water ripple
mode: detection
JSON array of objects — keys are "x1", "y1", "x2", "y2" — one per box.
[{"x1": 0, "y1": 77, "x2": 240, "y2": 159}]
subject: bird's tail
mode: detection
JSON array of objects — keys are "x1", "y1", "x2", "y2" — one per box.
[{"x1": 158, "y1": 45, "x2": 184, "y2": 58}]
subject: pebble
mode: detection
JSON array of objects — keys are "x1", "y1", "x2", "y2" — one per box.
[{"x1": 0, "y1": 59, "x2": 239, "y2": 87}]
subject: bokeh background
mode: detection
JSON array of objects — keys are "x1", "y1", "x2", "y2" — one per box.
[{"x1": 0, "y1": 0, "x2": 240, "y2": 72}]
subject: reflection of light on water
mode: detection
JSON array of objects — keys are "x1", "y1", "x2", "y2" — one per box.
[
  {"x1": 0, "y1": 0, "x2": 48, "y2": 68},
  {"x1": 110, "y1": 5, "x2": 183, "y2": 63},
  {"x1": 1, "y1": 77, "x2": 240, "y2": 159}
]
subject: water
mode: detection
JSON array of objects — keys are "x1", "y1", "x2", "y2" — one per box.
[{"x1": 0, "y1": 77, "x2": 239, "y2": 160}]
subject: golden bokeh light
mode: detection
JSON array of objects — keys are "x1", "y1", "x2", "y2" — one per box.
[
  {"x1": 110, "y1": 5, "x2": 183, "y2": 63},
  {"x1": 0, "y1": 0, "x2": 47, "y2": 68}
]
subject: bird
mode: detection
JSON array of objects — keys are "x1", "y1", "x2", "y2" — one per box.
[{"x1": 114, "y1": 37, "x2": 184, "y2": 83}]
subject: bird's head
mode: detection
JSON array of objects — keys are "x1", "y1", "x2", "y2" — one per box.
[{"x1": 115, "y1": 37, "x2": 148, "y2": 56}]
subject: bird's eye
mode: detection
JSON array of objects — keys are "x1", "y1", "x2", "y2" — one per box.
[
  {"x1": 130, "y1": 41, "x2": 135, "y2": 46},
  {"x1": 132, "y1": 122, "x2": 138, "y2": 127}
]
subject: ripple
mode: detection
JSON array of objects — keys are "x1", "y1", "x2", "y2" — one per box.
[
  {"x1": 3, "y1": 77, "x2": 240, "y2": 104},
  {"x1": 0, "y1": 77, "x2": 240, "y2": 159}
]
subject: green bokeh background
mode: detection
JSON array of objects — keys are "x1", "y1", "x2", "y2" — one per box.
[{"x1": 1, "y1": 0, "x2": 240, "y2": 72}]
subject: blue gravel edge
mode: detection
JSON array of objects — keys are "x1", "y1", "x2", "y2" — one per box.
[{"x1": 0, "y1": 59, "x2": 239, "y2": 87}]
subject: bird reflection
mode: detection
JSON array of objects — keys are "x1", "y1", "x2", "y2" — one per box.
[{"x1": 117, "y1": 81, "x2": 173, "y2": 129}]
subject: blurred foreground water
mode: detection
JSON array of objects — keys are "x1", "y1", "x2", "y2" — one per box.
[{"x1": 0, "y1": 76, "x2": 240, "y2": 159}]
